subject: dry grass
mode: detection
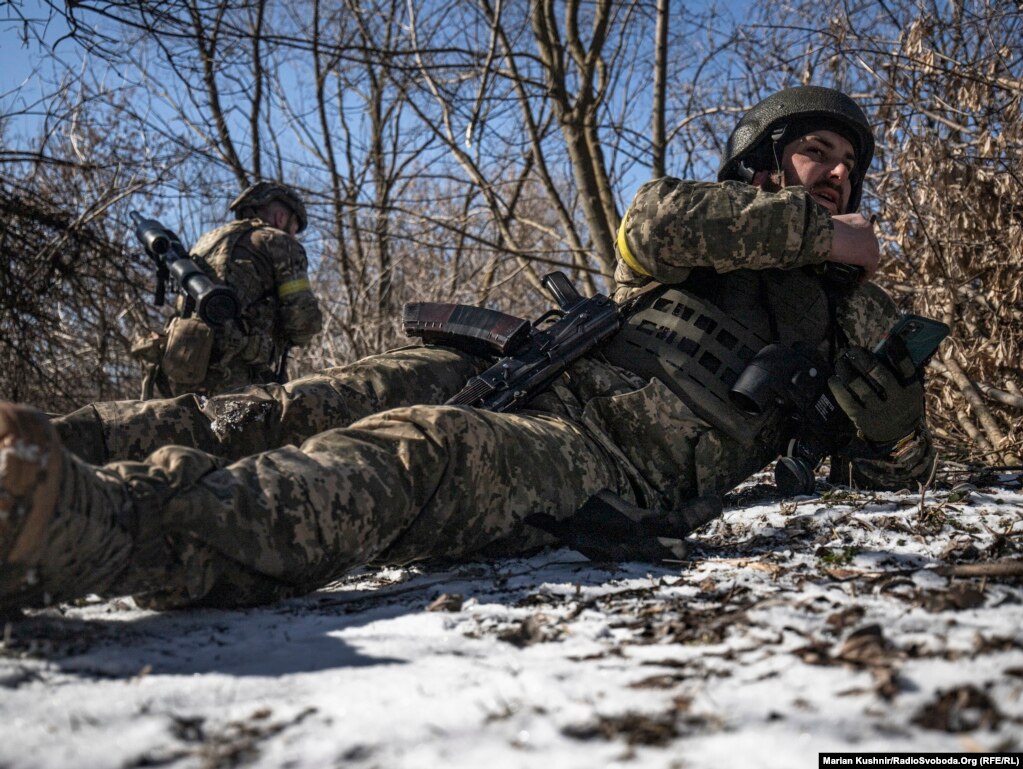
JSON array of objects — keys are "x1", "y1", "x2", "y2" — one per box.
[{"x1": 820, "y1": 4, "x2": 1023, "y2": 466}]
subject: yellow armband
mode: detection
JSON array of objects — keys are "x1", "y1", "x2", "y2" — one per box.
[
  {"x1": 616, "y1": 214, "x2": 651, "y2": 277},
  {"x1": 278, "y1": 276, "x2": 312, "y2": 298}
]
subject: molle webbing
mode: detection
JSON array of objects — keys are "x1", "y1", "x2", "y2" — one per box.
[
  {"x1": 190, "y1": 219, "x2": 255, "y2": 278},
  {"x1": 601, "y1": 287, "x2": 776, "y2": 444}
]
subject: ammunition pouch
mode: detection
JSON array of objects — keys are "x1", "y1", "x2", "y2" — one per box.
[
  {"x1": 601, "y1": 286, "x2": 778, "y2": 446},
  {"x1": 130, "y1": 331, "x2": 167, "y2": 365},
  {"x1": 162, "y1": 316, "x2": 215, "y2": 386}
]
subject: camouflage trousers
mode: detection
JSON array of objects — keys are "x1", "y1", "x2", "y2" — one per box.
[
  {"x1": 58, "y1": 346, "x2": 489, "y2": 465},
  {"x1": 49, "y1": 346, "x2": 640, "y2": 608},
  {"x1": 143, "y1": 359, "x2": 278, "y2": 401}
]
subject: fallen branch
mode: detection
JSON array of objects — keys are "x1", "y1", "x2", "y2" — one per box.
[
  {"x1": 975, "y1": 382, "x2": 1023, "y2": 410},
  {"x1": 941, "y1": 353, "x2": 1020, "y2": 463},
  {"x1": 934, "y1": 560, "x2": 1023, "y2": 579},
  {"x1": 929, "y1": 360, "x2": 1023, "y2": 410}
]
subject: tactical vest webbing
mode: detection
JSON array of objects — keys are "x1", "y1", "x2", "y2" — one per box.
[
  {"x1": 601, "y1": 285, "x2": 778, "y2": 445},
  {"x1": 190, "y1": 219, "x2": 257, "y2": 277},
  {"x1": 185, "y1": 219, "x2": 279, "y2": 369}
]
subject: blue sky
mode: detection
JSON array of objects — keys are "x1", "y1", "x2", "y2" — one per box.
[
  {"x1": 1, "y1": 0, "x2": 756, "y2": 243},
  {"x1": 1, "y1": 3, "x2": 59, "y2": 81},
  {"x1": 1, "y1": 0, "x2": 755, "y2": 141},
  {"x1": 1, "y1": 3, "x2": 77, "y2": 138}
]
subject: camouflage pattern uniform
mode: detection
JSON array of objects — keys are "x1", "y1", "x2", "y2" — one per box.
[
  {"x1": 614, "y1": 177, "x2": 936, "y2": 489},
  {"x1": 4, "y1": 180, "x2": 934, "y2": 611},
  {"x1": 57, "y1": 345, "x2": 489, "y2": 466},
  {"x1": 146, "y1": 217, "x2": 323, "y2": 396}
]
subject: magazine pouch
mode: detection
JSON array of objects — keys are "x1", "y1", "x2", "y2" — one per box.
[{"x1": 162, "y1": 316, "x2": 214, "y2": 386}]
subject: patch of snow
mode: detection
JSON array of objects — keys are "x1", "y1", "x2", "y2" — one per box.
[{"x1": 1, "y1": 480, "x2": 1021, "y2": 768}]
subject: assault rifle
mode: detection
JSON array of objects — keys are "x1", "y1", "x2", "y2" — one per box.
[
  {"x1": 402, "y1": 272, "x2": 620, "y2": 412},
  {"x1": 130, "y1": 211, "x2": 240, "y2": 326},
  {"x1": 729, "y1": 343, "x2": 848, "y2": 496},
  {"x1": 730, "y1": 314, "x2": 951, "y2": 496}
]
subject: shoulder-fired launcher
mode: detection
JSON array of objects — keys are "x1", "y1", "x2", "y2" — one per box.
[{"x1": 130, "y1": 211, "x2": 240, "y2": 326}]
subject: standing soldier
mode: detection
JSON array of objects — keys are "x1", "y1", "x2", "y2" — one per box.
[{"x1": 135, "y1": 182, "x2": 323, "y2": 397}]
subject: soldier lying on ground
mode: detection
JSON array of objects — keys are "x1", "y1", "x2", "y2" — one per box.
[{"x1": 0, "y1": 86, "x2": 935, "y2": 611}]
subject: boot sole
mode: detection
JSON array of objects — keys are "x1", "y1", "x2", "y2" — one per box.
[{"x1": 0, "y1": 403, "x2": 62, "y2": 565}]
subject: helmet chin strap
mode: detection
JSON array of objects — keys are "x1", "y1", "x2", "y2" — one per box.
[
  {"x1": 738, "y1": 124, "x2": 788, "y2": 185},
  {"x1": 770, "y1": 124, "x2": 787, "y2": 181}
]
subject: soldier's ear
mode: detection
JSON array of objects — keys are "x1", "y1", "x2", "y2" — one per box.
[{"x1": 751, "y1": 170, "x2": 784, "y2": 193}]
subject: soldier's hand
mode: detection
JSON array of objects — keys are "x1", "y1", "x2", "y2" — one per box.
[
  {"x1": 829, "y1": 213, "x2": 880, "y2": 280},
  {"x1": 827, "y1": 342, "x2": 923, "y2": 445}
]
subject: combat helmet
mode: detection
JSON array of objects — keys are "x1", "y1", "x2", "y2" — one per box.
[
  {"x1": 717, "y1": 86, "x2": 875, "y2": 212},
  {"x1": 229, "y1": 181, "x2": 308, "y2": 232}
]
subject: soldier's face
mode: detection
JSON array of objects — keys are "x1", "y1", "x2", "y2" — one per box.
[
  {"x1": 780, "y1": 130, "x2": 856, "y2": 214},
  {"x1": 269, "y1": 206, "x2": 301, "y2": 235}
]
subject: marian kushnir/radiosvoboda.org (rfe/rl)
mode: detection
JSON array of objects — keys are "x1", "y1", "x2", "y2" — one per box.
[{"x1": 820, "y1": 755, "x2": 1021, "y2": 767}]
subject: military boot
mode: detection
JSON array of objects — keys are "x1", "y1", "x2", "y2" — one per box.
[{"x1": 0, "y1": 402, "x2": 136, "y2": 607}]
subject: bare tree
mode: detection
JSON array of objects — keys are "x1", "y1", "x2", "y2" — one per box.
[
  {"x1": 11, "y1": 0, "x2": 1020, "y2": 471},
  {"x1": 0, "y1": 90, "x2": 156, "y2": 409}
]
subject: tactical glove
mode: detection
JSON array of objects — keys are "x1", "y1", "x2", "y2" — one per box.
[{"x1": 827, "y1": 338, "x2": 923, "y2": 446}]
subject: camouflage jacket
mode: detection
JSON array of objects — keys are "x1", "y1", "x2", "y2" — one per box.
[
  {"x1": 609, "y1": 177, "x2": 935, "y2": 490},
  {"x1": 180, "y1": 218, "x2": 323, "y2": 389}
]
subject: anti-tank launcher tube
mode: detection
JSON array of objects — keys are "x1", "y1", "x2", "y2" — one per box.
[{"x1": 130, "y1": 210, "x2": 240, "y2": 326}]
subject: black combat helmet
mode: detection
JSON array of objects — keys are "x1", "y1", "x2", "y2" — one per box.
[
  {"x1": 229, "y1": 181, "x2": 308, "y2": 233},
  {"x1": 717, "y1": 86, "x2": 875, "y2": 212}
]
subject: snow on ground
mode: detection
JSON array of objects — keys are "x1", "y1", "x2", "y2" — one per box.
[{"x1": 1, "y1": 473, "x2": 1021, "y2": 769}]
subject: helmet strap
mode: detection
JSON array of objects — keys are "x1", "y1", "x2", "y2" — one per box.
[
  {"x1": 770, "y1": 124, "x2": 787, "y2": 179},
  {"x1": 737, "y1": 123, "x2": 788, "y2": 185}
]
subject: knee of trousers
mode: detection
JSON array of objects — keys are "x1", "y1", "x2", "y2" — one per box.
[
  {"x1": 301, "y1": 404, "x2": 526, "y2": 475},
  {"x1": 104, "y1": 443, "x2": 227, "y2": 523},
  {"x1": 198, "y1": 385, "x2": 292, "y2": 457},
  {"x1": 52, "y1": 404, "x2": 108, "y2": 465},
  {"x1": 296, "y1": 404, "x2": 469, "y2": 510},
  {"x1": 142, "y1": 444, "x2": 227, "y2": 488}
]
